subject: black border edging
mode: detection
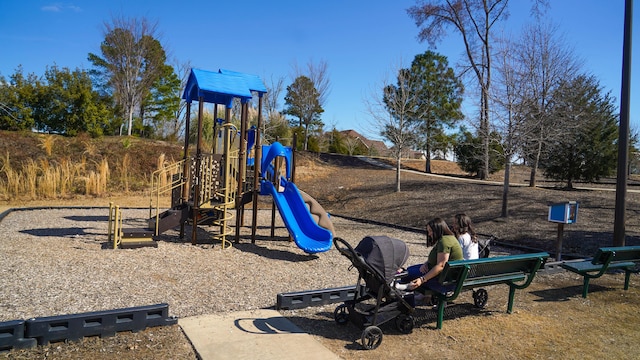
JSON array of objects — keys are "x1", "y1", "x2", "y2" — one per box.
[
  {"x1": 0, "y1": 320, "x2": 36, "y2": 352},
  {"x1": 0, "y1": 303, "x2": 177, "y2": 352},
  {"x1": 329, "y1": 213, "x2": 426, "y2": 234},
  {"x1": 276, "y1": 285, "x2": 362, "y2": 310},
  {"x1": 0, "y1": 207, "x2": 14, "y2": 223}
]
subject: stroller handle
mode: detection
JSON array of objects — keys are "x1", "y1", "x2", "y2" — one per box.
[{"x1": 333, "y1": 237, "x2": 357, "y2": 260}]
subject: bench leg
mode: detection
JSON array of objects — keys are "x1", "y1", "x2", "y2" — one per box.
[
  {"x1": 436, "y1": 299, "x2": 445, "y2": 330},
  {"x1": 624, "y1": 271, "x2": 631, "y2": 290},
  {"x1": 582, "y1": 277, "x2": 591, "y2": 298},
  {"x1": 507, "y1": 286, "x2": 516, "y2": 314}
]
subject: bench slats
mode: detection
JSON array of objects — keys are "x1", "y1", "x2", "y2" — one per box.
[
  {"x1": 459, "y1": 273, "x2": 526, "y2": 289},
  {"x1": 424, "y1": 252, "x2": 549, "y2": 329},
  {"x1": 592, "y1": 246, "x2": 640, "y2": 264},
  {"x1": 561, "y1": 260, "x2": 636, "y2": 273}
]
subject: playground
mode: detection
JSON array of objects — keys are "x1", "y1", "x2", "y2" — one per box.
[
  {"x1": 2, "y1": 68, "x2": 640, "y2": 358},
  {"x1": 2, "y1": 152, "x2": 640, "y2": 358}
]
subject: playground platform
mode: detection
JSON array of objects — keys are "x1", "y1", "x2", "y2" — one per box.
[{"x1": 179, "y1": 309, "x2": 341, "y2": 360}]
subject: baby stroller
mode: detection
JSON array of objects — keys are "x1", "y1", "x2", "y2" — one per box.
[{"x1": 333, "y1": 236, "x2": 415, "y2": 350}]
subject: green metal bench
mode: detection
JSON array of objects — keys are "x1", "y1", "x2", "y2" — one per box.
[
  {"x1": 421, "y1": 252, "x2": 549, "y2": 329},
  {"x1": 560, "y1": 246, "x2": 640, "y2": 298}
]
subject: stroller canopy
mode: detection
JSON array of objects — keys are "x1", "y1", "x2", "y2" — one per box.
[{"x1": 355, "y1": 236, "x2": 410, "y2": 282}]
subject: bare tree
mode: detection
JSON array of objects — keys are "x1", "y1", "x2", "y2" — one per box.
[
  {"x1": 366, "y1": 66, "x2": 421, "y2": 192},
  {"x1": 88, "y1": 16, "x2": 166, "y2": 136},
  {"x1": 171, "y1": 59, "x2": 191, "y2": 140},
  {"x1": 516, "y1": 22, "x2": 582, "y2": 187},
  {"x1": 407, "y1": 0, "x2": 547, "y2": 179},
  {"x1": 491, "y1": 36, "x2": 530, "y2": 217},
  {"x1": 263, "y1": 74, "x2": 284, "y2": 116},
  {"x1": 260, "y1": 75, "x2": 288, "y2": 144},
  {"x1": 292, "y1": 59, "x2": 331, "y2": 108},
  {"x1": 344, "y1": 136, "x2": 368, "y2": 155}
]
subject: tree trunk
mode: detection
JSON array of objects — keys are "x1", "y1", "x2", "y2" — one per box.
[
  {"x1": 395, "y1": 156, "x2": 401, "y2": 192},
  {"x1": 529, "y1": 141, "x2": 543, "y2": 187},
  {"x1": 425, "y1": 142, "x2": 432, "y2": 173},
  {"x1": 303, "y1": 124, "x2": 309, "y2": 151},
  {"x1": 501, "y1": 157, "x2": 511, "y2": 218},
  {"x1": 480, "y1": 89, "x2": 490, "y2": 180},
  {"x1": 127, "y1": 105, "x2": 134, "y2": 136}
]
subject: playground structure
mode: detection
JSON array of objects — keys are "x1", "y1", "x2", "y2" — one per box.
[{"x1": 108, "y1": 68, "x2": 334, "y2": 253}]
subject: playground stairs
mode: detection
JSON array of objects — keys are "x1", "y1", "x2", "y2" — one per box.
[
  {"x1": 109, "y1": 203, "x2": 158, "y2": 249},
  {"x1": 119, "y1": 228, "x2": 158, "y2": 249}
]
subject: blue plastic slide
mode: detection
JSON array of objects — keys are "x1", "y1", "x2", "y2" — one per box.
[
  {"x1": 261, "y1": 180, "x2": 333, "y2": 254},
  {"x1": 260, "y1": 142, "x2": 333, "y2": 254}
]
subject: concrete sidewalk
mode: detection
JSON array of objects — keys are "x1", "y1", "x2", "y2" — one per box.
[{"x1": 179, "y1": 309, "x2": 342, "y2": 360}]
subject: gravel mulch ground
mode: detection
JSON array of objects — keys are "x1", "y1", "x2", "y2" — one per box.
[{"x1": 0, "y1": 208, "x2": 428, "y2": 323}]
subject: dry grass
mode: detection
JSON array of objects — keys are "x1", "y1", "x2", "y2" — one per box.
[
  {"x1": 285, "y1": 272, "x2": 640, "y2": 360},
  {"x1": 0, "y1": 131, "x2": 185, "y2": 198},
  {"x1": 37, "y1": 135, "x2": 55, "y2": 156},
  {"x1": 82, "y1": 140, "x2": 98, "y2": 157},
  {"x1": 79, "y1": 159, "x2": 110, "y2": 196},
  {"x1": 120, "y1": 152, "x2": 131, "y2": 193},
  {"x1": 0, "y1": 153, "x2": 112, "y2": 199},
  {"x1": 153, "y1": 153, "x2": 182, "y2": 190}
]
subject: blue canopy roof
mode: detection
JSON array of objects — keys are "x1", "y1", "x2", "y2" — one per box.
[
  {"x1": 182, "y1": 68, "x2": 266, "y2": 107},
  {"x1": 219, "y1": 69, "x2": 267, "y2": 95}
]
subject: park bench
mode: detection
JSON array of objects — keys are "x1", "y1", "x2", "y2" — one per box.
[
  {"x1": 560, "y1": 246, "x2": 640, "y2": 298},
  {"x1": 420, "y1": 252, "x2": 549, "y2": 329}
]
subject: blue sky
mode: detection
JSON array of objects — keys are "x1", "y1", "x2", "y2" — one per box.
[{"x1": 0, "y1": 1, "x2": 638, "y2": 141}]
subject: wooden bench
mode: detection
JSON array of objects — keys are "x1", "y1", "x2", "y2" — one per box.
[
  {"x1": 560, "y1": 246, "x2": 640, "y2": 298},
  {"x1": 420, "y1": 252, "x2": 549, "y2": 329}
]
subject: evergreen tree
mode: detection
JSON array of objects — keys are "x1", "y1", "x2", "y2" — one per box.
[
  {"x1": 408, "y1": 50, "x2": 464, "y2": 172},
  {"x1": 542, "y1": 75, "x2": 618, "y2": 188},
  {"x1": 431, "y1": 131, "x2": 456, "y2": 159},
  {"x1": 142, "y1": 64, "x2": 181, "y2": 139},
  {"x1": 283, "y1": 75, "x2": 324, "y2": 150},
  {"x1": 0, "y1": 66, "x2": 113, "y2": 136},
  {"x1": 327, "y1": 128, "x2": 347, "y2": 154},
  {"x1": 455, "y1": 128, "x2": 504, "y2": 177}
]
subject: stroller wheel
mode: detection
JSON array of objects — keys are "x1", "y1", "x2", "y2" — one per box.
[
  {"x1": 395, "y1": 314, "x2": 414, "y2": 334},
  {"x1": 473, "y1": 289, "x2": 488, "y2": 308},
  {"x1": 361, "y1": 326, "x2": 383, "y2": 350},
  {"x1": 334, "y1": 304, "x2": 349, "y2": 326}
]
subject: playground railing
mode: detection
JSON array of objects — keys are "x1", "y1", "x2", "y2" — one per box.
[
  {"x1": 108, "y1": 202, "x2": 123, "y2": 249},
  {"x1": 149, "y1": 159, "x2": 186, "y2": 235}
]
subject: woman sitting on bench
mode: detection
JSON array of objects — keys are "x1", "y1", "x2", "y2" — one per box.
[{"x1": 396, "y1": 217, "x2": 463, "y2": 298}]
